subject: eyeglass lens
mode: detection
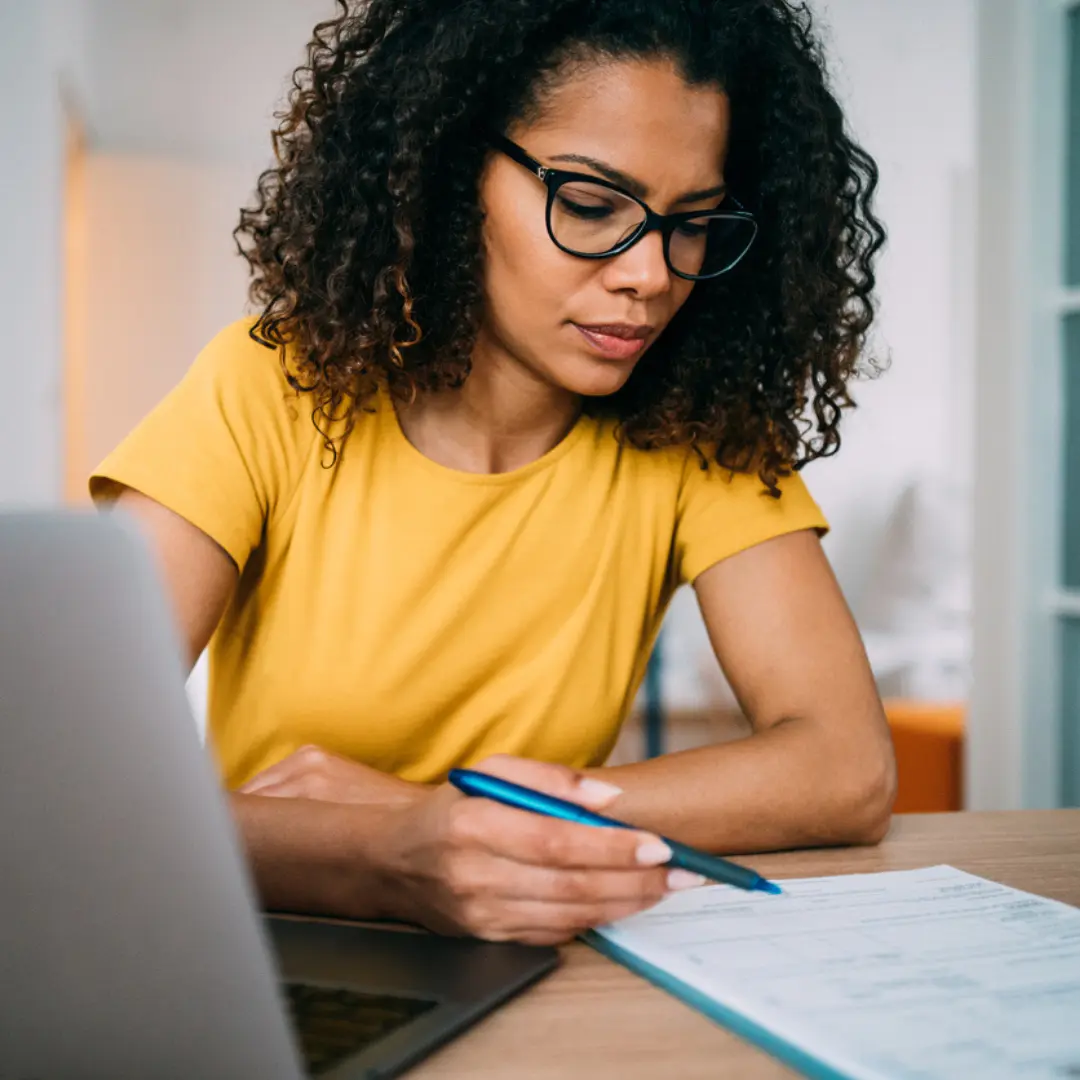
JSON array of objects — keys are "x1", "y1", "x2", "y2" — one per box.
[{"x1": 549, "y1": 179, "x2": 755, "y2": 278}]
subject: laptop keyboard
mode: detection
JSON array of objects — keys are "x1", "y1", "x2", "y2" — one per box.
[{"x1": 284, "y1": 982, "x2": 437, "y2": 1076}]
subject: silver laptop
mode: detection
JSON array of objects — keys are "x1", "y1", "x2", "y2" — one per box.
[{"x1": 0, "y1": 511, "x2": 557, "y2": 1080}]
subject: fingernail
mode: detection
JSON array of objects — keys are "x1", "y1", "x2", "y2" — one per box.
[
  {"x1": 667, "y1": 870, "x2": 707, "y2": 891},
  {"x1": 635, "y1": 839, "x2": 673, "y2": 866},
  {"x1": 577, "y1": 777, "x2": 624, "y2": 806}
]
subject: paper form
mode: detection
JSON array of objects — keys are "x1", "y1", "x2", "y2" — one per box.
[{"x1": 594, "y1": 866, "x2": 1080, "y2": 1080}]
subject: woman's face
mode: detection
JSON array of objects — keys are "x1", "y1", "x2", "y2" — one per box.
[{"x1": 477, "y1": 56, "x2": 731, "y2": 399}]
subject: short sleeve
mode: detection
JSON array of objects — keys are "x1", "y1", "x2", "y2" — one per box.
[
  {"x1": 673, "y1": 457, "x2": 829, "y2": 585},
  {"x1": 89, "y1": 318, "x2": 312, "y2": 571}
]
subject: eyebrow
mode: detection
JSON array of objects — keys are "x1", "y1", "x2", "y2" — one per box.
[{"x1": 548, "y1": 152, "x2": 728, "y2": 204}]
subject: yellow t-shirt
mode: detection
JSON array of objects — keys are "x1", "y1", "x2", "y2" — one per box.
[{"x1": 90, "y1": 318, "x2": 828, "y2": 788}]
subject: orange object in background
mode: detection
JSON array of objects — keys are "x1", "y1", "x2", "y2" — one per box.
[{"x1": 883, "y1": 701, "x2": 965, "y2": 813}]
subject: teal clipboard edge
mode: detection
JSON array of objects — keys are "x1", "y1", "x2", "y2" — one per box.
[{"x1": 583, "y1": 930, "x2": 858, "y2": 1080}]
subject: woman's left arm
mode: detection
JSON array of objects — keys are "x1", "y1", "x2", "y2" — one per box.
[{"x1": 589, "y1": 529, "x2": 897, "y2": 854}]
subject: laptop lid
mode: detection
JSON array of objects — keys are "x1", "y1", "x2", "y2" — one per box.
[{"x1": 0, "y1": 510, "x2": 305, "y2": 1080}]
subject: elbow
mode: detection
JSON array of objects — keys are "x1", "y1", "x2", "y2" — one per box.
[{"x1": 840, "y1": 738, "x2": 897, "y2": 846}]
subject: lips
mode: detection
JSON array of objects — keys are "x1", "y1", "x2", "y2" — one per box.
[{"x1": 573, "y1": 323, "x2": 652, "y2": 360}]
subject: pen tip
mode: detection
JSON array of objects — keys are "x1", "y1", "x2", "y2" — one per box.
[{"x1": 756, "y1": 879, "x2": 783, "y2": 895}]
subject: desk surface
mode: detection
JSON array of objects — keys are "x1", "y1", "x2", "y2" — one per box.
[{"x1": 406, "y1": 810, "x2": 1080, "y2": 1079}]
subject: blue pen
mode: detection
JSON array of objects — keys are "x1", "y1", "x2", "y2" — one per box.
[{"x1": 448, "y1": 768, "x2": 782, "y2": 895}]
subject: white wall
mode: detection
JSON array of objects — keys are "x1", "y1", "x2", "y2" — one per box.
[
  {"x1": 82, "y1": 0, "x2": 332, "y2": 161},
  {"x1": 819, "y1": 0, "x2": 975, "y2": 704},
  {"x1": 0, "y1": 4, "x2": 73, "y2": 506},
  {"x1": 61, "y1": 0, "x2": 332, "y2": 492},
  {"x1": 814, "y1": 0, "x2": 977, "y2": 486},
  {"x1": 73, "y1": 155, "x2": 255, "y2": 487},
  {"x1": 0, "y1": 0, "x2": 96, "y2": 506},
  {"x1": 807, "y1": 0, "x2": 976, "y2": 571}
]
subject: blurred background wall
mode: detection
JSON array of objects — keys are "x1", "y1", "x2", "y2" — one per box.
[
  {"x1": 4, "y1": 0, "x2": 1072, "y2": 809},
  {"x1": 0, "y1": 1, "x2": 89, "y2": 506}
]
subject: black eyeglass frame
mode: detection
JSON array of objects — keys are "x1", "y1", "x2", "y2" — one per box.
[{"x1": 490, "y1": 133, "x2": 758, "y2": 281}]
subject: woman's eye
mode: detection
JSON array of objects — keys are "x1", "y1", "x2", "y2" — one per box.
[
  {"x1": 676, "y1": 221, "x2": 709, "y2": 239},
  {"x1": 556, "y1": 194, "x2": 613, "y2": 220}
]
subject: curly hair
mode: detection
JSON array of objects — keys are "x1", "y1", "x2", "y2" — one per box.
[{"x1": 235, "y1": 0, "x2": 886, "y2": 494}]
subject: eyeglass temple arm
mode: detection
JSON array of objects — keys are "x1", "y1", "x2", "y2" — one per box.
[{"x1": 489, "y1": 133, "x2": 550, "y2": 180}]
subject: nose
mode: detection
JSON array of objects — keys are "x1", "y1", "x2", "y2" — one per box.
[{"x1": 600, "y1": 228, "x2": 672, "y2": 300}]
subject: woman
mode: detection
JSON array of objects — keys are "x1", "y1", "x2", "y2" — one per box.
[{"x1": 92, "y1": 0, "x2": 895, "y2": 945}]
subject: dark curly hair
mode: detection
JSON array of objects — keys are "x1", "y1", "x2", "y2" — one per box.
[{"x1": 235, "y1": 0, "x2": 886, "y2": 494}]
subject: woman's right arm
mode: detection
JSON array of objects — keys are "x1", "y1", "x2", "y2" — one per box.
[
  {"x1": 109, "y1": 488, "x2": 406, "y2": 919},
  {"x1": 105, "y1": 490, "x2": 677, "y2": 942}
]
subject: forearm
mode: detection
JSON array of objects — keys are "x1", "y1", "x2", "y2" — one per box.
[
  {"x1": 591, "y1": 715, "x2": 896, "y2": 854},
  {"x1": 231, "y1": 793, "x2": 400, "y2": 920}
]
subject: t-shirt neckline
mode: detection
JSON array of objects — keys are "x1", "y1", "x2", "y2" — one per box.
[{"x1": 379, "y1": 384, "x2": 590, "y2": 486}]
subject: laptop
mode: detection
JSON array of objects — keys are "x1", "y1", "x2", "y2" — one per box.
[{"x1": 0, "y1": 511, "x2": 558, "y2": 1080}]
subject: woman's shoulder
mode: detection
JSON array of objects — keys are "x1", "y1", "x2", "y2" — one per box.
[
  {"x1": 188, "y1": 317, "x2": 342, "y2": 445},
  {"x1": 88, "y1": 318, "x2": 329, "y2": 568},
  {"x1": 193, "y1": 316, "x2": 304, "y2": 396},
  {"x1": 583, "y1": 417, "x2": 821, "y2": 512},
  {"x1": 583, "y1": 418, "x2": 722, "y2": 492}
]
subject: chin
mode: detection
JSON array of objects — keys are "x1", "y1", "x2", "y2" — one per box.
[{"x1": 552, "y1": 357, "x2": 638, "y2": 398}]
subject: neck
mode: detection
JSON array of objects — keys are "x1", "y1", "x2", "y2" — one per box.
[{"x1": 394, "y1": 328, "x2": 581, "y2": 474}]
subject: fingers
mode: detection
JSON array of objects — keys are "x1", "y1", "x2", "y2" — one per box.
[
  {"x1": 239, "y1": 772, "x2": 299, "y2": 795},
  {"x1": 237, "y1": 745, "x2": 327, "y2": 794},
  {"x1": 459, "y1": 755, "x2": 668, "y2": 870},
  {"x1": 237, "y1": 780, "x2": 305, "y2": 799},
  {"x1": 447, "y1": 795, "x2": 672, "y2": 871},
  {"x1": 446, "y1": 862, "x2": 706, "y2": 944},
  {"x1": 427, "y1": 807, "x2": 706, "y2": 945},
  {"x1": 471, "y1": 754, "x2": 624, "y2": 811},
  {"x1": 445, "y1": 850, "x2": 671, "y2": 906},
  {"x1": 468, "y1": 897, "x2": 668, "y2": 945}
]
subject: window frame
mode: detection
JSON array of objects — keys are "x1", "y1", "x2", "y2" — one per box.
[{"x1": 971, "y1": 0, "x2": 1078, "y2": 809}]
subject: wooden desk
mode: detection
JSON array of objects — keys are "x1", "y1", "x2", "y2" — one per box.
[{"x1": 408, "y1": 810, "x2": 1080, "y2": 1079}]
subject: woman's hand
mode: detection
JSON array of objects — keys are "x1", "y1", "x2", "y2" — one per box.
[
  {"x1": 370, "y1": 754, "x2": 703, "y2": 946},
  {"x1": 237, "y1": 745, "x2": 428, "y2": 807}
]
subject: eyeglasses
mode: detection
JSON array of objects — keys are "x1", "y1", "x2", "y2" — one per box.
[{"x1": 491, "y1": 134, "x2": 758, "y2": 281}]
